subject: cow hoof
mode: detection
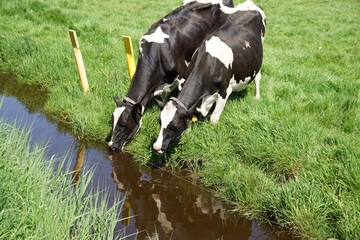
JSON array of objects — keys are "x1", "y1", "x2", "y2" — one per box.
[{"x1": 210, "y1": 118, "x2": 219, "y2": 125}]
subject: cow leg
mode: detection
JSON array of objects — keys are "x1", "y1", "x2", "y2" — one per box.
[
  {"x1": 175, "y1": 77, "x2": 186, "y2": 91},
  {"x1": 254, "y1": 71, "x2": 261, "y2": 99},
  {"x1": 210, "y1": 86, "x2": 232, "y2": 124},
  {"x1": 196, "y1": 94, "x2": 218, "y2": 117},
  {"x1": 210, "y1": 95, "x2": 229, "y2": 124},
  {"x1": 154, "y1": 80, "x2": 181, "y2": 101},
  {"x1": 154, "y1": 83, "x2": 172, "y2": 101}
]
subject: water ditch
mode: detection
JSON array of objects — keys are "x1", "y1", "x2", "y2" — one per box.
[{"x1": 0, "y1": 71, "x2": 295, "y2": 240}]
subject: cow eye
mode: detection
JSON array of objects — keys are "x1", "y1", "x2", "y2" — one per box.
[{"x1": 119, "y1": 119, "x2": 127, "y2": 127}]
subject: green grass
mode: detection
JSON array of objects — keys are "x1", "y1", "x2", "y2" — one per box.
[
  {"x1": 0, "y1": 116, "x2": 123, "y2": 239},
  {"x1": 1, "y1": 0, "x2": 359, "y2": 238}
]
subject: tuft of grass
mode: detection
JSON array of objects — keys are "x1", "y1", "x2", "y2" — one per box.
[
  {"x1": 0, "y1": 115, "x2": 123, "y2": 239},
  {"x1": 0, "y1": 0, "x2": 359, "y2": 238}
]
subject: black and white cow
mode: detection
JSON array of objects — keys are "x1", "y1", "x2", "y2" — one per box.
[
  {"x1": 153, "y1": 0, "x2": 266, "y2": 154},
  {"x1": 108, "y1": 0, "x2": 234, "y2": 151}
]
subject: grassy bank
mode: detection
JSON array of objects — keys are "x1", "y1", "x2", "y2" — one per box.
[
  {"x1": 0, "y1": 117, "x2": 122, "y2": 239},
  {"x1": 0, "y1": 0, "x2": 359, "y2": 238}
]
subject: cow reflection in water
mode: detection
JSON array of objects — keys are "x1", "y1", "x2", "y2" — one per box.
[{"x1": 109, "y1": 152, "x2": 252, "y2": 240}]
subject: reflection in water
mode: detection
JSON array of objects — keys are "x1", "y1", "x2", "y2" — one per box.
[
  {"x1": 122, "y1": 196, "x2": 132, "y2": 227},
  {"x1": 72, "y1": 142, "x2": 85, "y2": 188},
  {"x1": 110, "y1": 152, "x2": 256, "y2": 240}
]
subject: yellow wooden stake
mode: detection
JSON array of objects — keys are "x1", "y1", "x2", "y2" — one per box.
[
  {"x1": 123, "y1": 36, "x2": 136, "y2": 82},
  {"x1": 69, "y1": 30, "x2": 89, "y2": 93},
  {"x1": 72, "y1": 143, "x2": 85, "y2": 188}
]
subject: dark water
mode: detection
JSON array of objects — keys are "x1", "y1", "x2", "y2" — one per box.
[{"x1": 0, "y1": 71, "x2": 295, "y2": 240}]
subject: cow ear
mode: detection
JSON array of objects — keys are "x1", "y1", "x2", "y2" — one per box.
[
  {"x1": 154, "y1": 98, "x2": 166, "y2": 110},
  {"x1": 186, "y1": 110, "x2": 194, "y2": 120},
  {"x1": 132, "y1": 104, "x2": 142, "y2": 124},
  {"x1": 114, "y1": 96, "x2": 124, "y2": 107},
  {"x1": 134, "y1": 104, "x2": 142, "y2": 116},
  {"x1": 210, "y1": 4, "x2": 221, "y2": 20},
  {"x1": 192, "y1": 3, "x2": 212, "y2": 12}
]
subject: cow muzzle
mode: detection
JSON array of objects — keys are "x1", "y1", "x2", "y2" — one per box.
[
  {"x1": 108, "y1": 141, "x2": 122, "y2": 151},
  {"x1": 153, "y1": 144, "x2": 164, "y2": 154}
]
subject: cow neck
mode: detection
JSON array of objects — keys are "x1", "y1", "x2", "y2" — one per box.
[
  {"x1": 178, "y1": 83, "x2": 212, "y2": 112},
  {"x1": 127, "y1": 78, "x2": 163, "y2": 107},
  {"x1": 126, "y1": 53, "x2": 165, "y2": 107}
]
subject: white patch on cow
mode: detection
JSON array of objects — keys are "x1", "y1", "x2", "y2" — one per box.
[
  {"x1": 139, "y1": 38, "x2": 144, "y2": 55},
  {"x1": 210, "y1": 74, "x2": 251, "y2": 124},
  {"x1": 152, "y1": 194, "x2": 173, "y2": 234},
  {"x1": 261, "y1": 30, "x2": 265, "y2": 43},
  {"x1": 185, "y1": 60, "x2": 190, "y2": 67},
  {"x1": 210, "y1": 94, "x2": 229, "y2": 124},
  {"x1": 254, "y1": 71, "x2": 261, "y2": 99},
  {"x1": 142, "y1": 26, "x2": 170, "y2": 43},
  {"x1": 112, "y1": 106, "x2": 126, "y2": 131},
  {"x1": 196, "y1": 74, "x2": 257, "y2": 125},
  {"x1": 139, "y1": 26, "x2": 170, "y2": 55},
  {"x1": 209, "y1": 76, "x2": 236, "y2": 124},
  {"x1": 231, "y1": 76, "x2": 252, "y2": 92},
  {"x1": 137, "y1": 106, "x2": 145, "y2": 129},
  {"x1": 245, "y1": 40, "x2": 251, "y2": 48},
  {"x1": 163, "y1": 18, "x2": 168, "y2": 22},
  {"x1": 205, "y1": 36, "x2": 233, "y2": 69},
  {"x1": 183, "y1": 0, "x2": 223, "y2": 5},
  {"x1": 153, "y1": 101, "x2": 177, "y2": 151},
  {"x1": 176, "y1": 77, "x2": 186, "y2": 91},
  {"x1": 196, "y1": 93, "x2": 218, "y2": 117},
  {"x1": 108, "y1": 106, "x2": 126, "y2": 146},
  {"x1": 221, "y1": 0, "x2": 266, "y2": 28}
]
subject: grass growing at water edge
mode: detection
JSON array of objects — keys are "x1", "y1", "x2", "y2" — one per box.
[{"x1": 0, "y1": 115, "x2": 124, "y2": 239}]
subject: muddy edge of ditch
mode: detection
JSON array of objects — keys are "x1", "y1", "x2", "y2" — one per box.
[{"x1": 0, "y1": 71, "x2": 297, "y2": 240}]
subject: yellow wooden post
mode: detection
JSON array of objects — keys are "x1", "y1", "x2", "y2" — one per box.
[
  {"x1": 72, "y1": 143, "x2": 85, "y2": 188},
  {"x1": 69, "y1": 30, "x2": 89, "y2": 93},
  {"x1": 123, "y1": 36, "x2": 136, "y2": 82},
  {"x1": 121, "y1": 197, "x2": 132, "y2": 226}
]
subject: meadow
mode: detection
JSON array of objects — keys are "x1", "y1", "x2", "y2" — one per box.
[
  {"x1": 0, "y1": 0, "x2": 359, "y2": 238},
  {"x1": 0, "y1": 116, "x2": 123, "y2": 239}
]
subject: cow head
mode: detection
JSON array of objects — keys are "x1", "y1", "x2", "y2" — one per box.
[
  {"x1": 153, "y1": 98, "x2": 191, "y2": 154},
  {"x1": 108, "y1": 96, "x2": 143, "y2": 151}
]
